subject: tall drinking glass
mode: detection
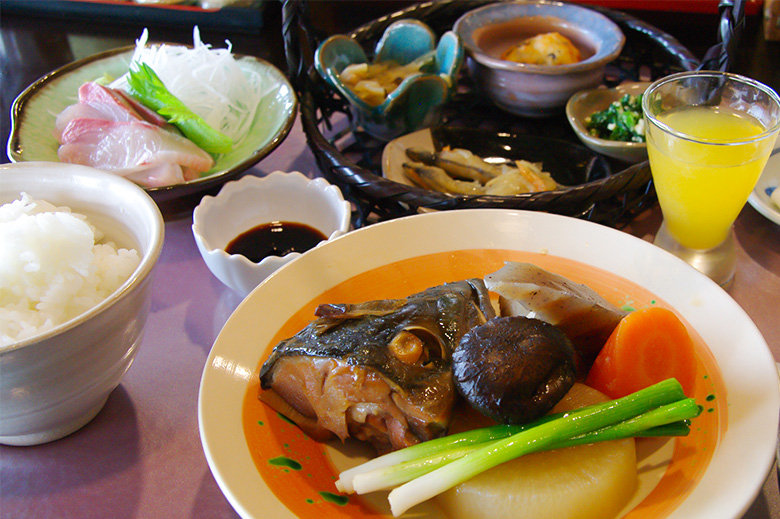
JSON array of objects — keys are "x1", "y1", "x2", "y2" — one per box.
[{"x1": 642, "y1": 71, "x2": 780, "y2": 288}]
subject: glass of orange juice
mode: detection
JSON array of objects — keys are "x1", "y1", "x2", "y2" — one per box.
[{"x1": 643, "y1": 71, "x2": 780, "y2": 288}]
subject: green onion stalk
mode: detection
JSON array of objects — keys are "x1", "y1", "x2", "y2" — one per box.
[
  {"x1": 335, "y1": 378, "x2": 701, "y2": 517},
  {"x1": 351, "y1": 402, "x2": 696, "y2": 495},
  {"x1": 126, "y1": 62, "x2": 232, "y2": 154}
]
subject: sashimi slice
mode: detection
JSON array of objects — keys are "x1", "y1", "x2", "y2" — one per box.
[
  {"x1": 113, "y1": 88, "x2": 168, "y2": 126},
  {"x1": 54, "y1": 103, "x2": 123, "y2": 143},
  {"x1": 54, "y1": 82, "x2": 167, "y2": 142},
  {"x1": 58, "y1": 118, "x2": 213, "y2": 187},
  {"x1": 122, "y1": 162, "x2": 193, "y2": 188}
]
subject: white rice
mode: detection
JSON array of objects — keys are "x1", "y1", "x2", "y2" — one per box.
[{"x1": 0, "y1": 193, "x2": 141, "y2": 346}]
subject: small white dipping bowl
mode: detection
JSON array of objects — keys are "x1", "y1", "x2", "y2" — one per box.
[
  {"x1": 192, "y1": 171, "x2": 352, "y2": 296},
  {"x1": 0, "y1": 162, "x2": 164, "y2": 446}
]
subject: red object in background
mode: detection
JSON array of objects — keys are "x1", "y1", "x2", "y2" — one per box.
[
  {"x1": 574, "y1": 0, "x2": 763, "y2": 15},
  {"x1": 54, "y1": 0, "x2": 767, "y2": 16}
]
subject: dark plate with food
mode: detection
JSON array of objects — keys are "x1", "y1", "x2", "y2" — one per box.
[
  {"x1": 7, "y1": 30, "x2": 297, "y2": 219},
  {"x1": 382, "y1": 126, "x2": 619, "y2": 214},
  {"x1": 198, "y1": 209, "x2": 779, "y2": 519}
]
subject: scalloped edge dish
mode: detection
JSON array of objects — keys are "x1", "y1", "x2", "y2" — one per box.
[
  {"x1": 7, "y1": 45, "x2": 297, "y2": 218},
  {"x1": 199, "y1": 209, "x2": 779, "y2": 519}
]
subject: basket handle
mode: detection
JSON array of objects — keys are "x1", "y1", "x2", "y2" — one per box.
[
  {"x1": 698, "y1": 0, "x2": 746, "y2": 71},
  {"x1": 281, "y1": 0, "x2": 318, "y2": 93}
]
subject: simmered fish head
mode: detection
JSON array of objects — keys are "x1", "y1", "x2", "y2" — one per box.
[{"x1": 259, "y1": 279, "x2": 495, "y2": 453}]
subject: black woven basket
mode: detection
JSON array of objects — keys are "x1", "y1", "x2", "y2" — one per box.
[{"x1": 281, "y1": 0, "x2": 735, "y2": 228}]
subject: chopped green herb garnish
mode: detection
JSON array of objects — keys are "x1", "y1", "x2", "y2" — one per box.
[{"x1": 585, "y1": 93, "x2": 646, "y2": 143}]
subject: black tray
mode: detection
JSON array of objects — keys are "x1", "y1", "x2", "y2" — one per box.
[
  {"x1": 282, "y1": 0, "x2": 704, "y2": 228},
  {"x1": 0, "y1": 0, "x2": 266, "y2": 33}
]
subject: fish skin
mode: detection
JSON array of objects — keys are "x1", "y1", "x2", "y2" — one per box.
[
  {"x1": 405, "y1": 147, "x2": 500, "y2": 183},
  {"x1": 259, "y1": 279, "x2": 495, "y2": 452},
  {"x1": 54, "y1": 82, "x2": 168, "y2": 142},
  {"x1": 403, "y1": 162, "x2": 485, "y2": 195}
]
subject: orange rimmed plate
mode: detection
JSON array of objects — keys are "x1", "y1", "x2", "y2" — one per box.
[{"x1": 198, "y1": 209, "x2": 779, "y2": 519}]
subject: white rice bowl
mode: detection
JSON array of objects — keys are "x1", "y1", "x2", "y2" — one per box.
[
  {"x1": 0, "y1": 161, "x2": 164, "y2": 446},
  {"x1": 0, "y1": 193, "x2": 141, "y2": 346}
]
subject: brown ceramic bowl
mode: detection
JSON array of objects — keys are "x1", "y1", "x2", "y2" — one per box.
[{"x1": 453, "y1": 0, "x2": 625, "y2": 117}]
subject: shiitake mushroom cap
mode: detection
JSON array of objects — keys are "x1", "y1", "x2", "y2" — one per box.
[{"x1": 453, "y1": 316, "x2": 578, "y2": 424}]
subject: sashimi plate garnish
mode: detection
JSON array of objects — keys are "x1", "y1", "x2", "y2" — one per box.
[
  {"x1": 7, "y1": 40, "x2": 296, "y2": 212},
  {"x1": 199, "y1": 209, "x2": 779, "y2": 519}
]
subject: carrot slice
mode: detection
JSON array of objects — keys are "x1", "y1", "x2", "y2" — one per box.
[{"x1": 584, "y1": 307, "x2": 697, "y2": 398}]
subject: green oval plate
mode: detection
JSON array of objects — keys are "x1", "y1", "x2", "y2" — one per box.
[{"x1": 7, "y1": 46, "x2": 297, "y2": 219}]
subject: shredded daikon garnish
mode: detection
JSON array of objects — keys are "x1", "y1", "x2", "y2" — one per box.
[{"x1": 113, "y1": 27, "x2": 269, "y2": 146}]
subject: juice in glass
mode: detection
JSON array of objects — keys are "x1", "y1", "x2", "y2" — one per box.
[{"x1": 646, "y1": 105, "x2": 773, "y2": 250}]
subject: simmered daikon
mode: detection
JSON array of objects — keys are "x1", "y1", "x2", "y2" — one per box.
[{"x1": 435, "y1": 384, "x2": 638, "y2": 519}]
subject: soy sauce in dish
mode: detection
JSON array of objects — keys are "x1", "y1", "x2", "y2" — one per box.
[{"x1": 226, "y1": 221, "x2": 327, "y2": 263}]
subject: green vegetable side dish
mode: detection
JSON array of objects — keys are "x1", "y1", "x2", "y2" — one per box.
[
  {"x1": 585, "y1": 93, "x2": 646, "y2": 143},
  {"x1": 127, "y1": 62, "x2": 233, "y2": 155}
]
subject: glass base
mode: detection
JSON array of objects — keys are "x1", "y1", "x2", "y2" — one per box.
[{"x1": 653, "y1": 222, "x2": 736, "y2": 290}]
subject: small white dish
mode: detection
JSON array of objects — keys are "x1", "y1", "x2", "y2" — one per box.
[
  {"x1": 192, "y1": 171, "x2": 351, "y2": 296},
  {"x1": 748, "y1": 148, "x2": 780, "y2": 226},
  {"x1": 566, "y1": 82, "x2": 650, "y2": 164}
]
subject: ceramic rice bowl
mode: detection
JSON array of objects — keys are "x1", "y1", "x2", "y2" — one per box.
[{"x1": 0, "y1": 162, "x2": 164, "y2": 446}]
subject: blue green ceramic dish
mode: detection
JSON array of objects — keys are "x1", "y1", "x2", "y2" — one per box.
[{"x1": 315, "y1": 19, "x2": 463, "y2": 141}]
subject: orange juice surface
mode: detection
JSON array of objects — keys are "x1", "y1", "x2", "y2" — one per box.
[{"x1": 646, "y1": 105, "x2": 775, "y2": 249}]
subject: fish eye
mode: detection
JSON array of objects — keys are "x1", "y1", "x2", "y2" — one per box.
[{"x1": 389, "y1": 328, "x2": 446, "y2": 366}]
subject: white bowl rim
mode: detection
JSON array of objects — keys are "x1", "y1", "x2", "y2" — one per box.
[
  {"x1": 0, "y1": 161, "x2": 165, "y2": 354},
  {"x1": 454, "y1": 0, "x2": 626, "y2": 75}
]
